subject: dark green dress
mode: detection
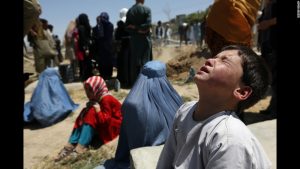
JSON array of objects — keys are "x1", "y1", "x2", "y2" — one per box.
[{"x1": 125, "y1": 3, "x2": 153, "y2": 84}]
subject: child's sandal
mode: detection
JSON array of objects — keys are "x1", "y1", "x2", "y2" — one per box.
[{"x1": 54, "y1": 146, "x2": 74, "y2": 162}]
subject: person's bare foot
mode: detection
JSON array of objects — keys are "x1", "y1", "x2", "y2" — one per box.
[
  {"x1": 74, "y1": 144, "x2": 88, "y2": 154},
  {"x1": 65, "y1": 143, "x2": 75, "y2": 149}
]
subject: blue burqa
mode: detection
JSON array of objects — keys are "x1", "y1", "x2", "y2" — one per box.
[
  {"x1": 96, "y1": 60, "x2": 183, "y2": 169},
  {"x1": 24, "y1": 68, "x2": 79, "y2": 127}
]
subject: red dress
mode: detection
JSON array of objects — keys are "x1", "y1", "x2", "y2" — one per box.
[
  {"x1": 73, "y1": 29, "x2": 84, "y2": 61},
  {"x1": 74, "y1": 95, "x2": 123, "y2": 144}
]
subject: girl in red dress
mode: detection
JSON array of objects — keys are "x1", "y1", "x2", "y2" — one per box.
[{"x1": 55, "y1": 76, "x2": 123, "y2": 161}]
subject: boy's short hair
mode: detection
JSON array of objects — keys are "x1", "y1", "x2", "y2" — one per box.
[{"x1": 220, "y1": 45, "x2": 271, "y2": 112}]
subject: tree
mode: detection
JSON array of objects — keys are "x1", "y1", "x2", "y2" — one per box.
[{"x1": 184, "y1": 6, "x2": 211, "y2": 24}]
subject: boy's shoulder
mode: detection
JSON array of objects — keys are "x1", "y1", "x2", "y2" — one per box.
[
  {"x1": 175, "y1": 102, "x2": 256, "y2": 143},
  {"x1": 204, "y1": 112, "x2": 255, "y2": 146},
  {"x1": 203, "y1": 113, "x2": 271, "y2": 168}
]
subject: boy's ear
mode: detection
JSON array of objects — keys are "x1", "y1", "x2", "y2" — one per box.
[{"x1": 234, "y1": 86, "x2": 252, "y2": 101}]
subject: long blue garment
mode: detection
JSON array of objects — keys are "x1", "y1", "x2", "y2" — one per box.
[
  {"x1": 24, "y1": 68, "x2": 79, "y2": 127},
  {"x1": 114, "y1": 60, "x2": 183, "y2": 165}
]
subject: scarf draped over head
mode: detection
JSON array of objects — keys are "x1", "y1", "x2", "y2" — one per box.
[
  {"x1": 98, "y1": 12, "x2": 109, "y2": 37},
  {"x1": 100, "y1": 12, "x2": 109, "y2": 23},
  {"x1": 84, "y1": 76, "x2": 109, "y2": 101},
  {"x1": 119, "y1": 8, "x2": 128, "y2": 22},
  {"x1": 206, "y1": 0, "x2": 261, "y2": 44}
]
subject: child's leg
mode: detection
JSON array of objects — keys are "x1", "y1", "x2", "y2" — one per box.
[
  {"x1": 75, "y1": 124, "x2": 94, "y2": 153},
  {"x1": 68, "y1": 127, "x2": 83, "y2": 145},
  {"x1": 78, "y1": 124, "x2": 94, "y2": 146}
]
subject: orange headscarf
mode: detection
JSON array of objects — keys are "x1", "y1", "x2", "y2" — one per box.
[{"x1": 206, "y1": 0, "x2": 261, "y2": 44}]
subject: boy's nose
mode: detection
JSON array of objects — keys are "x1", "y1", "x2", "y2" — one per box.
[{"x1": 204, "y1": 58, "x2": 214, "y2": 67}]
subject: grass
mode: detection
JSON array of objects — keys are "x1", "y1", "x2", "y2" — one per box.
[
  {"x1": 32, "y1": 141, "x2": 117, "y2": 169},
  {"x1": 32, "y1": 152, "x2": 102, "y2": 169},
  {"x1": 181, "y1": 95, "x2": 192, "y2": 102},
  {"x1": 111, "y1": 91, "x2": 129, "y2": 102}
]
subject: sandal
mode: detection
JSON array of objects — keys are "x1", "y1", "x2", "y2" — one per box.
[
  {"x1": 74, "y1": 144, "x2": 88, "y2": 154},
  {"x1": 54, "y1": 146, "x2": 74, "y2": 162},
  {"x1": 69, "y1": 149, "x2": 79, "y2": 158}
]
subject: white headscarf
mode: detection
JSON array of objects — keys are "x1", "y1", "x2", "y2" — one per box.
[{"x1": 119, "y1": 8, "x2": 128, "y2": 22}]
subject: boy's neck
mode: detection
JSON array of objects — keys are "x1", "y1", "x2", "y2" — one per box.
[{"x1": 193, "y1": 99, "x2": 237, "y2": 121}]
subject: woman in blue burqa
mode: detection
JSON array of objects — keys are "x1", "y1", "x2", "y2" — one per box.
[
  {"x1": 95, "y1": 60, "x2": 183, "y2": 169},
  {"x1": 24, "y1": 68, "x2": 78, "y2": 127}
]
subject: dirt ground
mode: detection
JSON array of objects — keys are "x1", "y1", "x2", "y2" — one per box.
[{"x1": 23, "y1": 45, "x2": 272, "y2": 169}]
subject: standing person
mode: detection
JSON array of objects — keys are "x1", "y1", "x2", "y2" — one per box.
[
  {"x1": 178, "y1": 22, "x2": 188, "y2": 46},
  {"x1": 27, "y1": 20, "x2": 46, "y2": 73},
  {"x1": 205, "y1": 0, "x2": 261, "y2": 57},
  {"x1": 24, "y1": 0, "x2": 42, "y2": 84},
  {"x1": 27, "y1": 18, "x2": 57, "y2": 73},
  {"x1": 91, "y1": 12, "x2": 114, "y2": 80},
  {"x1": 54, "y1": 35, "x2": 63, "y2": 62},
  {"x1": 54, "y1": 76, "x2": 123, "y2": 162},
  {"x1": 95, "y1": 61, "x2": 183, "y2": 169},
  {"x1": 125, "y1": 0, "x2": 153, "y2": 85},
  {"x1": 199, "y1": 18, "x2": 206, "y2": 49},
  {"x1": 187, "y1": 22, "x2": 196, "y2": 45},
  {"x1": 76, "y1": 13, "x2": 93, "y2": 81},
  {"x1": 41, "y1": 20, "x2": 60, "y2": 67},
  {"x1": 64, "y1": 20, "x2": 79, "y2": 80},
  {"x1": 258, "y1": 0, "x2": 277, "y2": 118},
  {"x1": 115, "y1": 8, "x2": 134, "y2": 88},
  {"x1": 194, "y1": 22, "x2": 201, "y2": 47},
  {"x1": 156, "y1": 45, "x2": 272, "y2": 169},
  {"x1": 73, "y1": 18, "x2": 85, "y2": 80},
  {"x1": 155, "y1": 20, "x2": 163, "y2": 46},
  {"x1": 164, "y1": 23, "x2": 172, "y2": 45},
  {"x1": 24, "y1": 0, "x2": 41, "y2": 37},
  {"x1": 48, "y1": 24, "x2": 64, "y2": 63}
]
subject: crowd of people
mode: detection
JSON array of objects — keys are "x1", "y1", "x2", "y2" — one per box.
[
  {"x1": 25, "y1": 0, "x2": 153, "y2": 88},
  {"x1": 24, "y1": 0, "x2": 276, "y2": 168}
]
